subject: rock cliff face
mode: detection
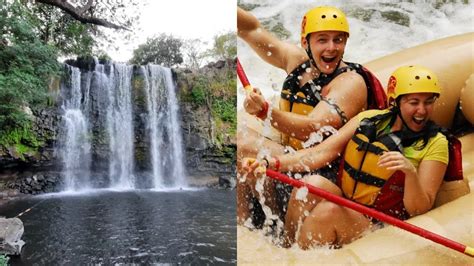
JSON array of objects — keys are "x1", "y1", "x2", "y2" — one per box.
[
  {"x1": 175, "y1": 59, "x2": 236, "y2": 187},
  {"x1": 0, "y1": 59, "x2": 236, "y2": 195}
]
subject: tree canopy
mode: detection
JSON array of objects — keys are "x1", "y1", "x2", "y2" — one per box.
[
  {"x1": 28, "y1": 0, "x2": 141, "y2": 57},
  {"x1": 130, "y1": 34, "x2": 184, "y2": 67},
  {"x1": 207, "y1": 31, "x2": 237, "y2": 61},
  {"x1": 0, "y1": 1, "x2": 60, "y2": 133}
]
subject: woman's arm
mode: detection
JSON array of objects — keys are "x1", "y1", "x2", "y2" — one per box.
[{"x1": 378, "y1": 153, "x2": 447, "y2": 216}]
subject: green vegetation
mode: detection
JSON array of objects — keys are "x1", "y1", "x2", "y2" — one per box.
[
  {"x1": 206, "y1": 31, "x2": 237, "y2": 61},
  {"x1": 130, "y1": 33, "x2": 184, "y2": 67},
  {"x1": 0, "y1": 1, "x2": 59, "y2": 147},
  {"x1": 178, "y1": 30, "x2": 237, "y2": 146},
  {"x1": 0, "y1": 254, "x2": 9, "y2": 266},
  {"x1": 1, "y1": 0, "x2": 139, "y2": 158},
  {"x1": 182, "y1": 65, "x2": 236, "y2": 147}
]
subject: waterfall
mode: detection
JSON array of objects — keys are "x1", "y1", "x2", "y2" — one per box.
[
  {"x1": 59, "y1": 60, "x2": 187, "y2": 191},
  {"x1": 60, "y1": 65, "x2": 91, "y2": 191},
  {"x1": 104, "y1": 64, "x2": 135, "y2": 189},
  {"x1": 142, "y1": 65, "x2": 187, "y2": 189}
]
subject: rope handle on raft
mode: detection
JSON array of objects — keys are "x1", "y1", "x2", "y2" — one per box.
[{"x1": 265, "y1": 169, "x2": 474, "y2": 257}]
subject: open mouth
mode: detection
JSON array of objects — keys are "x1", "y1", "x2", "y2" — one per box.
[
  {"x1": 321, "y1": 56, "x2": 337, "y2": 64},
  {"x1": 413, "y1": 117, "x2": 425, "y2": 125}
]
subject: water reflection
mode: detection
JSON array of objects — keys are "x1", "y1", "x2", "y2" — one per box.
[{"x1": 0, "y1": 189, "x2": 236, "y2": 264}]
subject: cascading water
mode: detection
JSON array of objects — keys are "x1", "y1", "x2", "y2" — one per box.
[
  {"x1": 59, "y1": 60, "x2": 187, "y2": 191},
  {"x1": 142, "y1": 65, "x2": 187, "y2": 189},
  {"x1": 60, "y1": 65, "x2": 92, "y2": 191},
  {"x1": 104, "y1": 64, "x2": 135, "y2": 189}
]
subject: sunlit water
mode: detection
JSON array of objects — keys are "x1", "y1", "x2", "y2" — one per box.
[{"x1": 0, "y1": 190, "x2": 236, "y2": 264}]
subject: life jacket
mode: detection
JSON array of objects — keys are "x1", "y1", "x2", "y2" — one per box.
[
  {"x1": 337, "y1": 112, "x2": 410, "y2": 220},
  {"x1": 337, "y1": 111, "x2": 464, "y2": 220},
  {"x1": 279, "y1": 60, "x2": 387, "y2": 150}
]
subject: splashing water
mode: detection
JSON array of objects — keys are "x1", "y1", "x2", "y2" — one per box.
[{"x1": 237, "y1": 0, "x2": 473, "y2": 107}]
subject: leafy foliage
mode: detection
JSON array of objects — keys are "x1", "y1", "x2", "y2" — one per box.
[
  {"x1": 206, "y1": 31, "x2": 237, "y2": 61},
  {"x1": 29, "y1": 3, "x2": 95, "y2": 56},
  {"x1": 29, "y1": 0, "x2": 141, "y2": 57},
  {"x1": 0, "y1": 254, "x2": 9, "y2": 266},
  {"x1": 0, "y1": 0, "x2": 60, "y2": 135},
  {"x1": 130, "y1": 34, "x2": 184, "y2": 67},
  {"x1": 183, "y1": 65, "x2": 236, "y2": 145}
]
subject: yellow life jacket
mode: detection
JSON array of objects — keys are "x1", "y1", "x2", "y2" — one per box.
[{"x1": 340, "y1": 130, "x2": 404, "y2": 206}]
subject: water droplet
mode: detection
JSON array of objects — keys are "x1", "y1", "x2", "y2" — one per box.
[
  {"x1": 305, "y1": 68, "x2": 312, "y2": 73},
  {"x1": 295, "y1": 186, "x2": 309, "y2": 201},
  {"x1": 297, "y1": 75, "x2": 303, "y2": 80},
  {"x1": 271, "y1": 83, "x2": 279, "y2": 91},
  {"x1": 325, "y1": 65, "x2": 330, "y2": 69},
  {"x1": 266, "y1": 51, "x2": 272, "y2": 57}
]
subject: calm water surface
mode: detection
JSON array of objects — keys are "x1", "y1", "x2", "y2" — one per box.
[{"x1": 0, "y1": 189, "x2": 236, "y2": 264}]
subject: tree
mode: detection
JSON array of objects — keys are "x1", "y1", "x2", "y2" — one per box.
[
  {"x1": 182, "y1": 38, "x2": 207, "y2": 70},
  {"x1": 35, "y1": 0, "x2": 135, "y2": 30},
  {"x1": 130, "y1": 34, "x2": 184, "y2": 67},
  {"x1": 0, "y1": 1, "x2": 59, "y2": 134},
  {"x1": 29, "y1": 4, "x2": 95, "y2": 56},
  {"x1": 207, "y1": 31, "x2": 237, "y2": 61},
  {"x1": 27, "y1": 0, "x2": 141, "y2": 57}
]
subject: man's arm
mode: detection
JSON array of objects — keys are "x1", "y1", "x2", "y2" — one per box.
[
  {"x1": 238, "y1": 7, "x2": 304, "y2": 72},
  {"x1": 270, "y1": 71, "x2": 367, "y2": 140}
]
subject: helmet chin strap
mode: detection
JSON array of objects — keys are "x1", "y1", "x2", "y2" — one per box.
[
  {"x1": 305, "y1": 35, "x2": 341, "y2": 77},
  {"x1": 393, "y1": 104, "x2": 417, "y2": 133}
]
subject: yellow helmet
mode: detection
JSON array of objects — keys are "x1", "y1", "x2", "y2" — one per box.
[
  {"x1": 387, "y1": 65, "x2": 441, "y2": 106},
  {"x1": 301, "y1": 6, "x2": 349, "y2": 38}
]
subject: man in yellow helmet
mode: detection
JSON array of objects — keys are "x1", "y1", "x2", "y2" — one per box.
[
  {"x1": 237, "y1": 6, "x2": 385, "y2": 227},
  {"x1": 243, "y1": 65, "x2": 448, "y2": 248}
]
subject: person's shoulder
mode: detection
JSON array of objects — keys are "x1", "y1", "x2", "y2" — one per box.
[
  {"x1": 332, "y1": 67, "x2": 366, "y2": 89},
  {"x1": 285, "y1": 46, "x2": 309, "y2": 73},
  {"x1": 338, "y1": 68, "x2": 365, "y2": 84},
  {"x1": 429, "y1": 132, "x2": 449, "y2": 147}
]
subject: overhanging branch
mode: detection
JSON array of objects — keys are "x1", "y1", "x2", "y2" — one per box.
[{"x1": 36, "y1": 0, "x2": 129, "y2": 30}]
